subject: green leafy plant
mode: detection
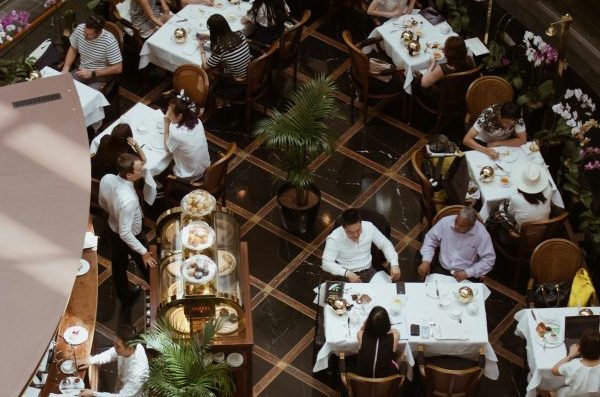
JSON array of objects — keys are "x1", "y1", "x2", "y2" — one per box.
[
  {"x1": 141, "y1": 319, "x2": 234, "y2": 397},
  {"x1": 254, "y1": 75, "x2": 338, "y2": 207},
  {"x1": 435, "y1": 0, "x2": 469, "y2": 33},
  {"x1": 0, "y1": 57, "x2": 36, "y2": 86}
]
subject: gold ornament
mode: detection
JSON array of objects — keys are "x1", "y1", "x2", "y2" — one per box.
[{"x1": 173, "y1": 27, "x2": 187, "y2": 44}]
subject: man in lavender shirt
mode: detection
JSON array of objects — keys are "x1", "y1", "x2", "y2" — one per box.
[{"x1": 418, "y1": 206, "x2": 496, "y2": 282}]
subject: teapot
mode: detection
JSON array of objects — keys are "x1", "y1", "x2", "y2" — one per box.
[
  {"x1": 479, "y1": 166, "x2": 495, "y2": 183},
  {"x1": 406, "y1": 40, "x2": 421, "y2": 56},
  {"x1": 327, "y1": 297, "x2": 351, "y2": 315},
  {"x1": 173, "y1": 27, "x2": 188, "y2": 44},
  {"x1": 457, "y1": 286, "x2": 474, "y2": 304},
  {"x1": 400, "y1": 30, "x2": 413, "y2": 42}
]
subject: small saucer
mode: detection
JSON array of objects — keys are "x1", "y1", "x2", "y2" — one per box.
[
  {"x1": 77, "y1": 259, "x2": 90, "y2": 276},
  {"x1": 61, "y1": 359, "x2": 76, "y2": 374}
]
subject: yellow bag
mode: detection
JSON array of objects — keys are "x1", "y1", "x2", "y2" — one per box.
[{"x1": 568, "y1": 268, "x2": 596, "y2": 307}]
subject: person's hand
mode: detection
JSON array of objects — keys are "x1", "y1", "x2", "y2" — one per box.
[
  {"x1": 127, "y1": 137, "x2": 139, "y2": 149},
  {"x1": 346, "y1": 271, "x2": 361, "y2": 283},
  {"x1": 486, "y1": 148, "x2": 499, "y2": 160},
  {"x1": 568, "y1": 343, "x2": 580, "y2": 359},
  {"x1": 75, "y1": 69, "x2": 93, "y2": 80},
  {"x1": 203, "y1": 0, "x2": 214, "y2": 6},
  {"x1": 79, "y1": 389, "x2": 94, "y2": 397},
  {"x1": 143, "y1": 252, "x2": 157, "y2": 268},
  {"x1": 417, "y1": 261, "x2": 430, "y2": 281},
  {"x1": 61, "y1": 66, "x2": 69, "y2": 74},
  {"x1": 390, "y1": 266, "x2": 401, "y2": 282},
  {"x1": 453, "y1": 270, "x2": 469, "y2": 282},
  {"x1": 77, "y1": 358, "x2": 90, "y2": 370}
]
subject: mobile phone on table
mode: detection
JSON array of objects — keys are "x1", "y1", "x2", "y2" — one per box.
[{"x1": 410, "y1": 324, "x2": 420, "y2": 336}]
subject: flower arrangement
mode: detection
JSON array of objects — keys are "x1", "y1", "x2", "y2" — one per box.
[
  {"x1": 516, "y1": 31, "x2": 558, "y2": 109},
  {"x1": 0, "y1": 10, "x2": 30, "y2": 36},
  {"x1": 0, "y1": 24, "x2": 12, "y2": 45},
  {"x1": 44, "y1": 0, "x2": 58, "y2": 7},
  {"x1": 523, "y1": 31, "x2": 558, "y2": 67}
]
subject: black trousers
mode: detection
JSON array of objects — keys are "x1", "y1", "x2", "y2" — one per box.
[{"x1": 109, "y1": 229, "x2": 149, "y2": 305}]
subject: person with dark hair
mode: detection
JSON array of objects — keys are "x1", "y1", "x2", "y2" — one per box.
[
  {"x1": 551, "y1": 330, "x2": 600, "y2": 396},
  {"x1": 507, "y1": 163, "x2": 551, "y2": 229},
  {"x1": 92, "y1": 123, "x2": 147, "y2": 178},
  {"x1": 62, "y1": 15, "x2": 123, "y2": 90},
  {"x1": 130, "y1": 0, "x2": 171, "y2": 38},
  {"x1": 421, "y1": 36, "x2": 474, "y2": 88},
  {"x1": 99, "y1": 153, "x2": 156, "y2": 307},
  {"x1": 78, "y1": 325, "x2": 149, "y2": 397},
  {"x1": 463, "y1": 102, "x2": 527, "y2": 159},
  {"x1": 241, "y1": 0, "x2": 290, "y2": 45},
  {"x1": 163, "y1": 96, "x2": 210, "y2": 180},
  {"x1": 356, "y1": 306, "x2": 400, "y2": 378},
  {"x1": 322, "y1": 208, "x2": 401, "y2": 283}
]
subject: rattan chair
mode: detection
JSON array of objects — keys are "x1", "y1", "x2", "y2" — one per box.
[
  {"x1": 172, "y1": 64, "x2": 210, "y2": 120},
  {"x1": 465, "y1": 76, "x2": 514, "y2": 125},
  {"x1": 411, "y1": 148, "x2": 438, "y2": 226},
  {"x1": 417, "y1": 345, "x2": 485, "y2": 397},
  {"x1": 339, "y1": 351, "x2": 406, "y2": 397},
  {"x1": 274, "y1": 10, "x2": 311, "y2": 94}
]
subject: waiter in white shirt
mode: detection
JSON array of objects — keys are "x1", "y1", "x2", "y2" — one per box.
[
  {"x1": 79, "y1": 326, "x2": 149, "y2": 397},
  {"x1": 99, "y1": 153, "x2": 157, "y2": 307},
  {"x1": 322, "y1": 208, "x2": 401, "y2": 283}
]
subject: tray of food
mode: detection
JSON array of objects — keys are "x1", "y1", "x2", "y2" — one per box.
[
  {"x1": 181, "y1": 255, "x2": 217, "y2": 284},
  {"x1": 181, "y1": 189, "x2": 216, "y2": 216},
  {"x1": 181, "y1": 221, "x2": 215, "y2": 250}
]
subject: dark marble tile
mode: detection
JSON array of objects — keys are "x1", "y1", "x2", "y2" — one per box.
[
  {"x1": 251, "y1": 284, "x2": 261, "y2": 298},
  {"x1": 361, "y1": 179, "x2": 422, "y2": 234},
  {"x1": 325, "y1": 97, "x2": 355, "y2": 138},
  {"x1": 477, "y1": 355, "x2": 526, "y2": 397},
  {"x1": 250, "y1": 144, "x2": 284, "y2": 170},
  {"x1": 258, "y1": 370, "x2": 329, "y2": 397},
  {"x1": 345, "y1": 118, "x2": 419, "y2": 168},
  {"x1": 396, "y1": 162, "x2": 421, "y2": 185},
  {"x1": 204, "y1": 107, "x2": 263, "y2": 149},
  {"x1": 252, "y1": 295, "x2": 314, "y2": 357},
  {"x1": 253, "y1": 353, "x2": 274, "y2": 385},
  {"x1": 225, "y1": 160, "x2": 282, "y2": 213},
  {"x1": 497, "y1": 321, "x2": 527, "y2": 362},
  {"x1": 96, "y1": 276, "x2": 145, "y2": 330},
  {"x1": 333, "y1": 70, "x2": 355, "y2": 98},
  {"x1": 266, "y1": 200, "x2": 340, "y2": 243},
  {"x1": 313, "y1": 152, "x2": 382, "y2": 205},
  {"x1": 485, "y1": 289, "x2": 519, "y2": 335},
  {"x1": 291, "y1": 342, "x2": 344, "y2": 392},
  {"x1": 276, "y1": 255, "x2": 326, "y2": 308},
  {"x1": 243, "y1": 224, "x2": 303, "y2": 284},
  {"x1": 120, "y1": 62, "x2": 170, "y2": 98},
  {"x1": 298, "y1": 36, "x2": 348, "y2": 79}
]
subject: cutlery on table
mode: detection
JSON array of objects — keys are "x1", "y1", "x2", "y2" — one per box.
[
  {"x1": 435, "y1": 281, "x2": 440, "y2": 299},
  {"x1": 531, "y1": 310, "x2": 537, "y2": 321},
  {"x1": 347, "y1": 317, "x2": 351, "y2": 337},
  {"x1": 494, "y1": 163, "x2": 506, "y2": 172}
]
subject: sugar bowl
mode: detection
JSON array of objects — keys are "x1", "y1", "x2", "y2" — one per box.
[
  {"x1": 407, "y1": 40, "x2": 421, "y2": 56},
  {"x1": 457, "y1": 286, "x2": 474, "y2": 304},
  {"x1": 173, "y1": 27, "x2": 188, "y2": 44},
  {"x1": 400, "y1": 30, "x2": 414, "y2": 43},
  {"x1": 479, "y1": 166, "x2": 495, "y2": 183}
]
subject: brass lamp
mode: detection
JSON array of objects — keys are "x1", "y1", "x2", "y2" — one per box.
[{"x1": 545, "y1": 13, "x2": 573, "y2": 78}]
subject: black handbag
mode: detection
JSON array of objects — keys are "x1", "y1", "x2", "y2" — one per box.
[{"x1": 533, "y1": 282, "x2": 571, "y2": 308}]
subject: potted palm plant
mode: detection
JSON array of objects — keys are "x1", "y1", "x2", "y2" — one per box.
[
  {"x1": 141, "y1": 318, "x2": 234, "y2": 397},
  {"x1": 254, "y1": 75, "x2": 338, "y2": 234}
]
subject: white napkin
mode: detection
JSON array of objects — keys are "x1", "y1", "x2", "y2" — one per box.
[
  {"x1": 435, "y1": 321, "x2": 470, "y2": 340},
  {"x1": 83, "y1": 232, "x2": 98, "y2": 250}
]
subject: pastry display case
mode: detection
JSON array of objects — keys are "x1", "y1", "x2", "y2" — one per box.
[{"x1": 151, "y1": 190, "x2": 253, "y2": 397}]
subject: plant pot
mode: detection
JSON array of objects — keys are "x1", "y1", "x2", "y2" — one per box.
[{"x1": 277, "y1": 182, "x2": 321, "y2": 235}]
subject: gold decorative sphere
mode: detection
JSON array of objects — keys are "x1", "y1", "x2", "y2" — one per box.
[
  {"x1": 407, "y1": 40, "x2": 421, "y2": 56},
  {"x1": 173, "y1": 27, "x2": 188, "y2": 44},
  {"x1": 401, "y1": 30, "x2": 413, "y2": 42},
  {"x1": 579, "y1": 308, "x2": 594, "y2": 316},
  {"x1": 479, "y1": 166, "x2": 495, "y2": 183},
  {"x1": 457, "y1": 286, "x2": 474, "y2": 304},
  {"x1": 327, "y1": 297, "x2": 349, "y2": 315}
]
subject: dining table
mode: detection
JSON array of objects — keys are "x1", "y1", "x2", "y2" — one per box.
[
  {"x1": 313, "y1": 273, "x2": 499, "y2": 380},
  {"x1": 464, "y1": 143, "x2": 565, "y2": 221},
  {"x1": 40, "y1": 66, "x2": 110, "y2": 127},
  {"x1": 514, "y1": 307, "x2": 600, "y2": 397},
  {"x1": 90, "y1": 102, "x2": 171, "y2": 204},
  {"x1": 139, "y1": 2, "x2": 252, "y2": 71},
  {"x1": 366, "y1": 12, "x2": 457, "y2": 94}
]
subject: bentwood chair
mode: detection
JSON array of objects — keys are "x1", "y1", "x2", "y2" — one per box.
[
  {"x1": 417, "y1": 345, "x2": 485, "y2": 397},
  {"x1": 172, "y1": 64, "x2": 210, "y2": 120},
  {"x1": 275, "y1": 10, "x2": 311, "y2": 94},
  {"x1": 163, "y1": 142, "x2": 237, "y2": 206},
  {"x1": 339, "y1": 352, "x2": 407, "y2": 397},
  {"x1": 412, "y1": 148, "x2": 441, "y2": 227},
  {"x1": 465, "y1": 76, "x2": 514, "y2": 125}
]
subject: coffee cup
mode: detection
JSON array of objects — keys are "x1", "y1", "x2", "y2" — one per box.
[{"x1": 500, "y1": 176, "x2": 510, "y2": 186}]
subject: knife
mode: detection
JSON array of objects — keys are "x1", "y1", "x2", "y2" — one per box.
[
  {"x1": 435, "y1": 281, "x2": 440, "y2": 298},
  {"x1": 531, "y1": 310, "x2": 537, "y2": 321},
  {"x1": 495, "y1": 163, "x2": 506, "y2": 172}
]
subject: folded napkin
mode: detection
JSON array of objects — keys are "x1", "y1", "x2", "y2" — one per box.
[
  {"x1": 83, "y1": 232, "x2": 98, "y2": 250},
  {"x1": 435, "y1": 322, "x2": 469, "y2": 340}
]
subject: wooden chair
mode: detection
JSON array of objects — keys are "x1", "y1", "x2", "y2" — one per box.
[
  {"x1": 109, "y1": 0, "x2": 144, "y2": 53},
  {"x1": 527, "y1": 238, "x2": 582, "y2": 307},
  {"x1": 492, "y1": 210, "x2": 569, "y2": 288},
  {"x1": 417, "y1": 345, "x2": 485, "y2": 397},
  {"x1": 342, "y1": 30, "x2": 405, "y2": 123},
  {"x1": 275, "y1": 10, "x2": 311, "y2": 94},
  {"x1": 432, "y1": 205, "x2": 483, "y2": 226},
  {"x1": 465, "y1": 76, "x2": 514, "y2": 125},
  {"x1": 172, "y1": 64, "x2": 210, "y2": 120},
  {"x1": 211, "y1": 42, "x2": 277, "y2": 131},
  {"x1": 411, "y1": 64, "x2": 483, "y2": 134},
  {"x1": 339, "y1": 352, "x2": 406, "y2": 397},
  {"x1": 411, "y1": 148, "x2": 442, "y2": 227},
  {"x1": 163, "y1": 143, "x2": 237, "y2": 206}
]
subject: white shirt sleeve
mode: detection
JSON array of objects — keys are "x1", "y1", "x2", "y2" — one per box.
[
  {"x1": 119, "y1": 199, "x2": 147, "y2": 255},
  {"x1": 322, "y1": 235, "x2": 346, "y2": 277},
  {"x1": 370, "y1": 224, "x2": 399, "y2": 267},
  {"x1": 92, "y1": 368, "x2": 149, "y2": 397},
  {"x1": 89, "y1": 347, "x2": 118, "y2": 365}
]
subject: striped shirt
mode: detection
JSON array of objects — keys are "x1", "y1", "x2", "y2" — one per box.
[
  {"x1": 207, "y1": 31, "x2": 252, "y2": 79},
  {"x1": 70, "y1": 24, "x2": 122, "y2": 70}
]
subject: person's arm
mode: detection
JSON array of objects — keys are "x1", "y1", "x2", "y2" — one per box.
[
  {"x1": 402, "y1": 0, "x2": 416, "y2": 15},
  {"x1": 420, "y1": 63, "x2": 443, "y2": 88},
  {"x1": 62, "y1": 46, "x2": 78, "y2": 73},
  {"x1": 418, "y1": 221, "x2": 443, "y2": 279},
  {"x1": 370, "y1": 224, "x2": 400, "y2": 280},
  {"x1": 138, "y1": 0, "x2": 164, "y2": 26},
  {"x1": 159, "y1": 0, "x2": 170, "y2": 14},
  {"x1": 128, "y1": 138, "x2": 147, "y2": 164},
  {"x1": 88, "y1": 347, "x2": 118, "y2": 366},
  {"x1": 367, "y1": 0, "x2": 402, "y2": 19},
  {"x1": 487, "y1": 132, "x2": 527, "y2": 148},
  {"x1": 390, "y1": 329, "x2": 400, "y2": 352},
  {"x1": 357, "y1": 329, "x2": 364, "y2": 346},
  {"x1": 463, "y1": 126, "x2": 499, "y2": 159},
  {"x1": 163, "y1": 112, "x2": 171, "y2": 151},
  {"x1": 322, "y1": 236, "x2": 345, "y2": 276},
  {"x1": 551, "y1": 344, "x2": 579, "y2": 376},
  {"x1": 464, "y1": 229, "x2": 496, "y2": 278},
  {"x1": 118, "y1": 200, "x2": 148, "y2": 255},
  {"x1": 90, "y1": 365, "x2": 149, "y2": 397}
]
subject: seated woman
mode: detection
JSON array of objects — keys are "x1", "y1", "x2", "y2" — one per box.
[
  {"x1": 551, "y1": 330, "x2": 600, "y2": 397},
  {"x1": 463, "y1": 102, "x2": 527, "y2": 159},
  {"x1": 421, "y1": 36, "x2": 474, "y2": 88},
  {"x1": 242, "y1": 0, "x2": 290, "y2": 45},
  {"x1": 367, "y1": 0, "x2": 415, "y2": 21},
  {"x1": 178, "y1": 0, "x2": 214, "y2": 8},
  {"x1": 130, "y1": 0, "x2": 171, "y2": 38},
  {"x1": 92, "y1": 123, "x2": 146, "y2": 178},
  {"x1": 356, "y1": 306, "x2": 400, "y2": 378},
  {"x1": 163, "y1": 97, "x2": 210, "y2": 181},
  {"x1": 508, "y1": 163, "x2": 551, "y2": 229}
]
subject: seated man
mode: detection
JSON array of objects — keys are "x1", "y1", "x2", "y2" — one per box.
[
  {"x1": 79, "y1": 326, "x2": 149, "y2": 397},
  {"x1": 418, "y1": 206, "x2": 495, "y2": 281},
  {"x1": 62, "y1": 15, "x2": 123, "y2": 90},
  {"x1": 463, "y1": 102, "x2": 527, "y2": 160},
  {"x1": 322, "y1": 208, "x2": 401, "y2": 283}
]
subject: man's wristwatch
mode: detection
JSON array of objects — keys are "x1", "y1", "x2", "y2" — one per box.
[{"x1": 91, "y1": 70, "x2": 96, "y2": 79}]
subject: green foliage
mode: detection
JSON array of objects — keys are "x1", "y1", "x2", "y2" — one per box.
[
  {"x1": 482, "y1": 41, "x2": 505, "y2": 71},
  {"x1": 141, "y1": 319, "x2": 234, "y2": 397},
  {"x1": 0, "y1": 57, "x2": 36, "y2": 86},
  {"x1": 517, "y1": 79, "x2": 555, "y2": 109},
  {"x1": 436, "y1": 0, "x2": 469, "y2": 33},
  {"x1": 254, "y1": 75, "x2": 338, "y2": 207}
]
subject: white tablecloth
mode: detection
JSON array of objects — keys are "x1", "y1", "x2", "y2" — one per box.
[
  {"x1": 514, "y1": 307, "x2": 600, "y2": 397},
  {"x1": 465, "y1": 143, "x2": 565, "y2": 221},
  {"x1": 139, "y1": 3, "x2": 252, "y2": 71},
  {"x1": 41, "y1": 66, "x2": 110, "y2": 127},
  {"x1": 90, "y1": 102, "x2": 171, "y2": 204},
  {"x1": 314, "y1": 274, "x2": 498, "y2": 380},
  {"x1": 367, "y1": 12, "x2": 456, "y2": 94}
]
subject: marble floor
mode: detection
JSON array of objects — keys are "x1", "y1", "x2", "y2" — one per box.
[{"x1": 89, "y1": 6, "x2": 540, "y2": 397}]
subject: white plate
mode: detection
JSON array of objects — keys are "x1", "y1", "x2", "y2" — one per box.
[
  {"x1": 64, "y1": 326, "x2": 89, "y2": 345},
  {"x1": 60, "y1": 359, "x2": 76, "y2": 374},
  {"x1": 227, "y1": 352, "x2": 244, "y2": 367},
  {"x1": 77, "y1": 258, "x2": 90, "y2": 276},
  {"x1": 533, "y1": 320, "x2": 562, "y2": 348},
  {"x1": 59, "y1": 376, "x2": 84, "y2": 394}
]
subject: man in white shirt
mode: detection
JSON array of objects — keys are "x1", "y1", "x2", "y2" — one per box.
[
  {"x1": 99, "y1": 153, "x2": 157, "y2": 307},
  {"x1": 79, "y1": 326, "x2": 149, "y2": 397},
  {"x1": 322, "y1": 209, "x2": 401, "y2": 283}
]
